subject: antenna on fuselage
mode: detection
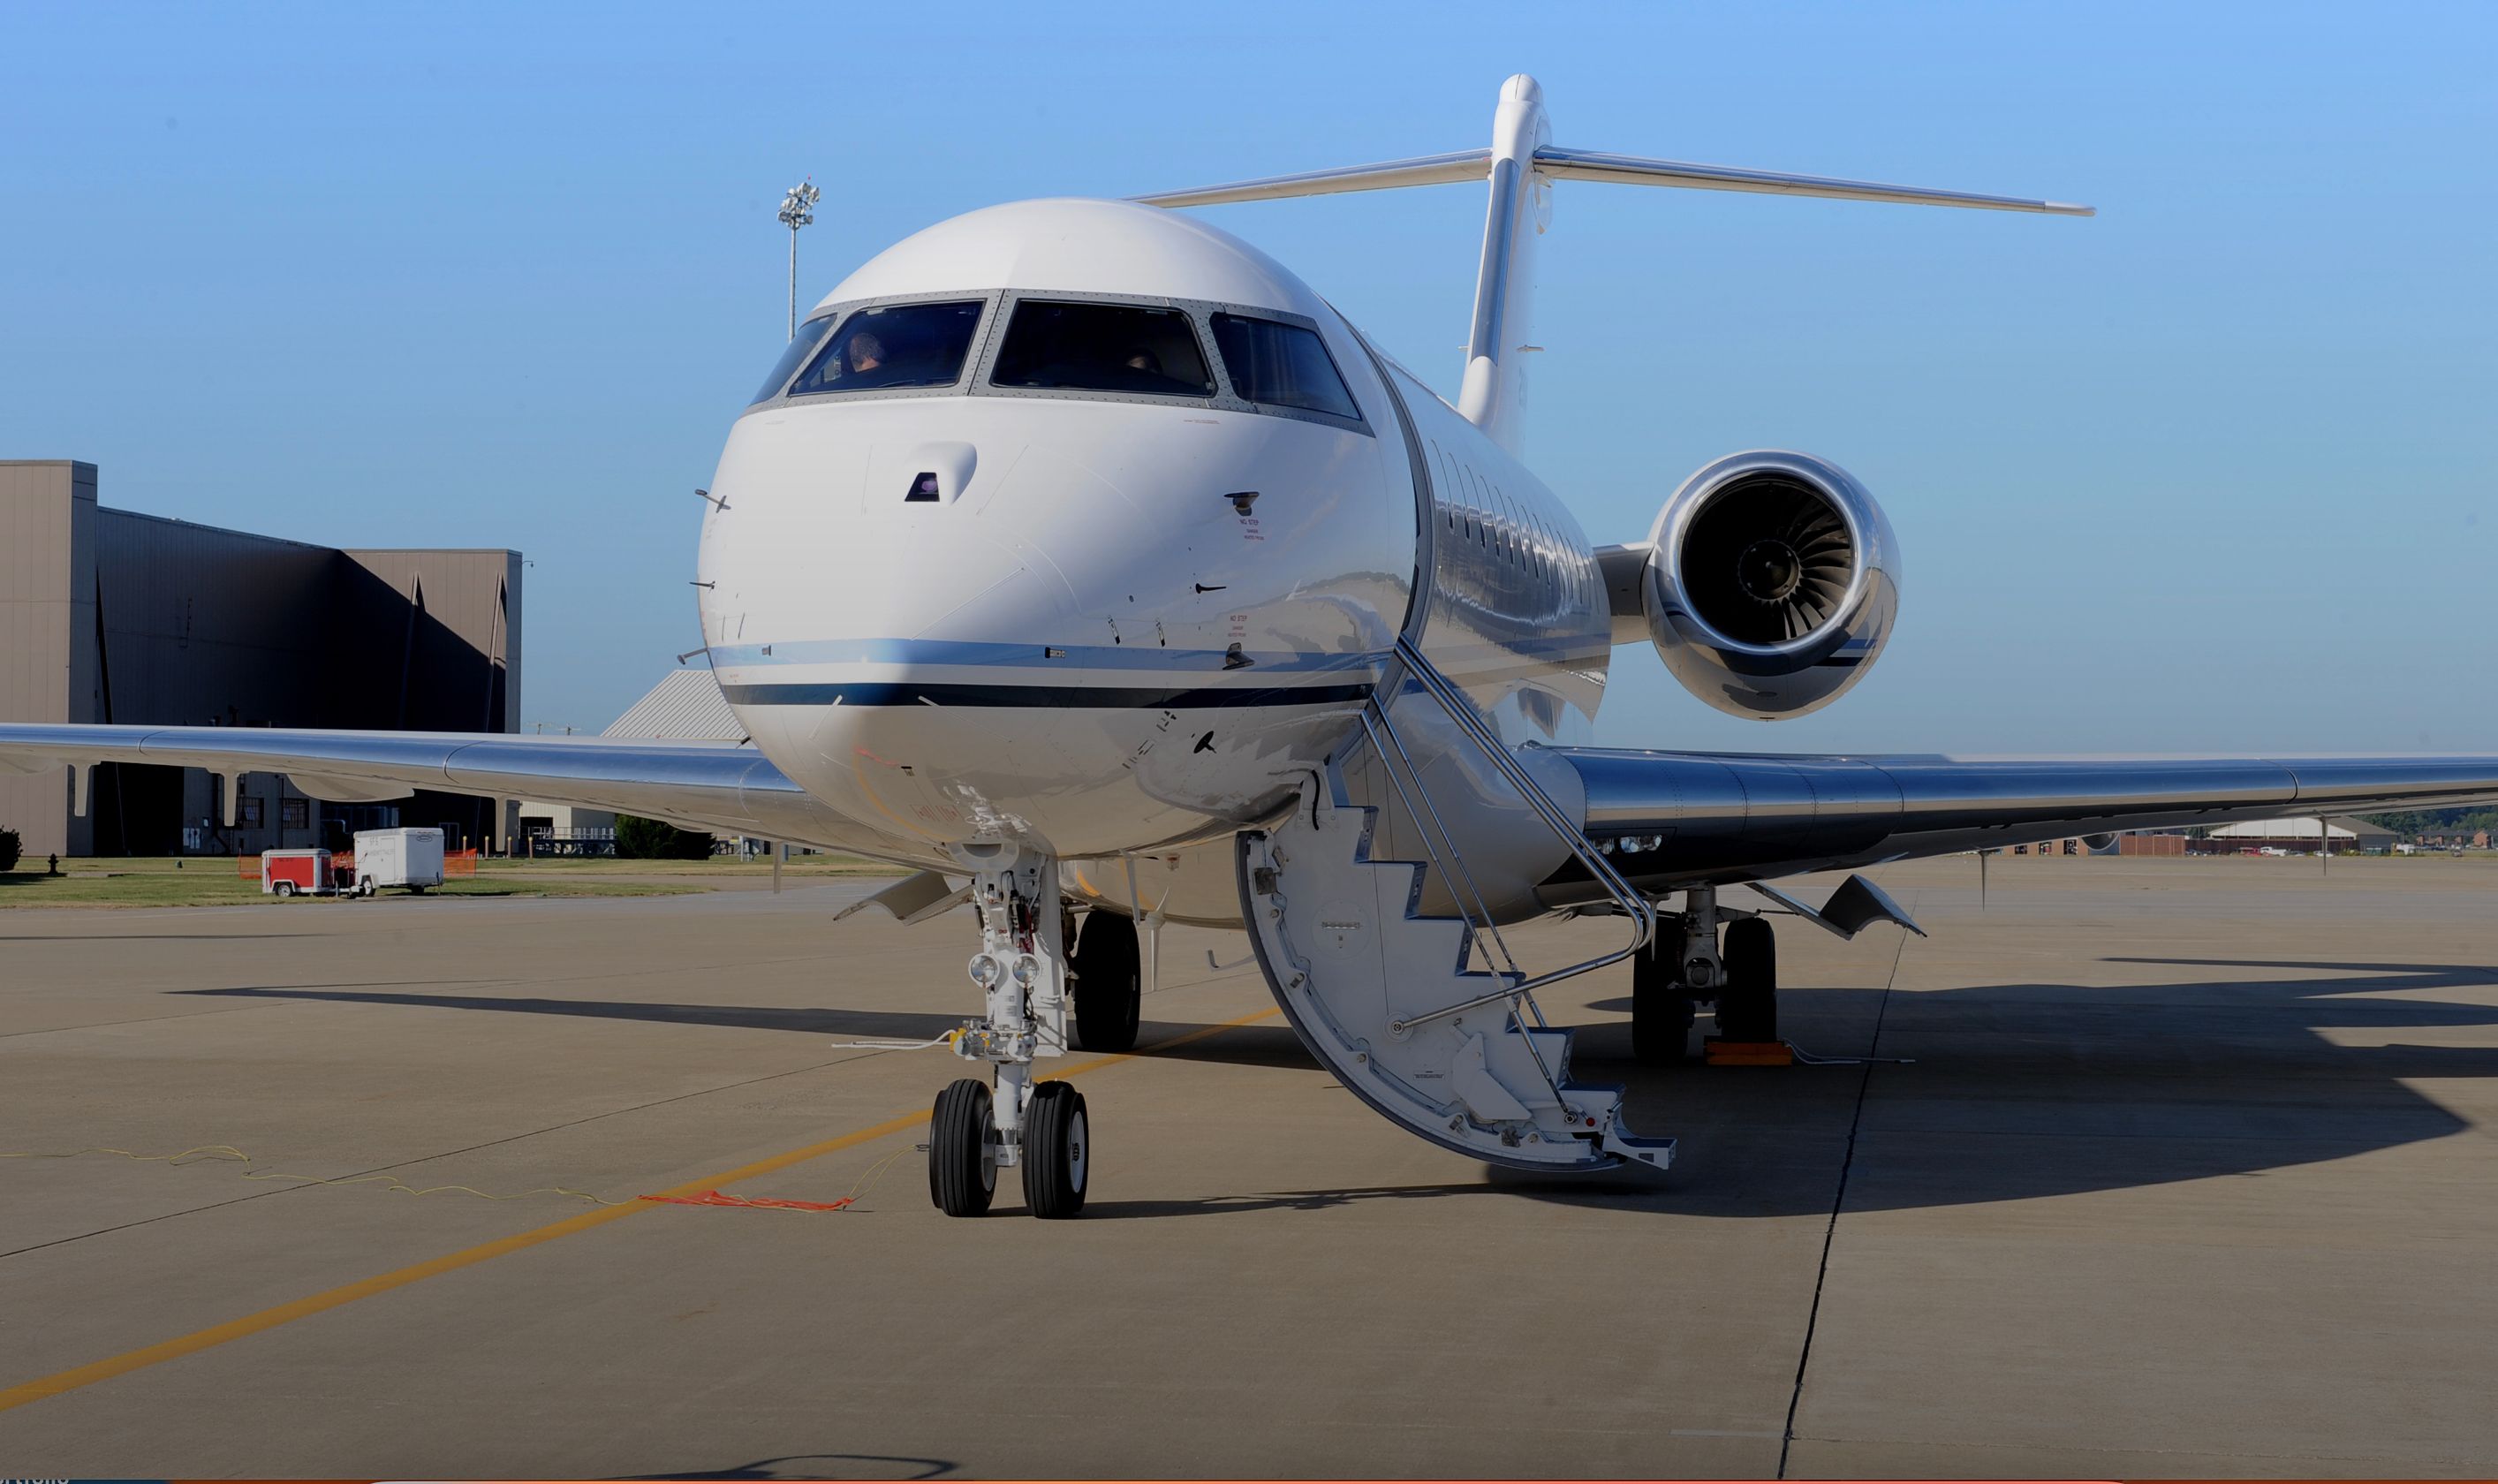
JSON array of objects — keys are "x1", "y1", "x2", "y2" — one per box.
[{"x1": 1135, "y1": 73, "x2": 2092, "y2": 458}]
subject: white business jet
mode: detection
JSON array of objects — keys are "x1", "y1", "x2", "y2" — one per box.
[{"x1": 9, "y1": 77, "x2": 2495, "y2": 1219}]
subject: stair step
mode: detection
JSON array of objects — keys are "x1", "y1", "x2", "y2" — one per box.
[{"x1": 1238, "y1": 761, "x2": 1668, "y2": 1174}]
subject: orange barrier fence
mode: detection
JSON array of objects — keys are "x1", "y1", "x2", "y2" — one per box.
[{"x1": 446, "y1": 848, "x2": 479, "y2": 878}]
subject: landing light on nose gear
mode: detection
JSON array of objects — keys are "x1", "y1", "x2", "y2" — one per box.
[{"x1": 927, "y1": 841, "x2": 1095, "y2": 1218}]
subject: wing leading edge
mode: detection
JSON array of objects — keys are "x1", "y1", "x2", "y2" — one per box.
[
  {"x1": 1546, "y1": 747, "x2": 2498, "y2": 897},
  {"x1": 0, "y1": 723, "x2": 894, "y2": 858}
]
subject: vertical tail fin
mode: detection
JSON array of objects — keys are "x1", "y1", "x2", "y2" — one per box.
[{"x1": 1456, "y1": 75, "x2": 1549, "y2": 455}]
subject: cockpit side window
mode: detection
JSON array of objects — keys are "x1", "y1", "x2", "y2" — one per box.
[
  {"x1": 990, "y1": 301, "x2": 1216, "y2": 398},
  {"x1": 751, "y1": 314, "x2": 836, "y2": 405},
  {"x1": 1210, "y1": 313, "x2": 1362, "y2": 422},
  {"x1": 787, "y1": 299, "x2": 986, "y2": 397}
]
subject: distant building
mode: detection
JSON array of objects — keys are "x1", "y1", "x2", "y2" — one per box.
[
  {"x1": 2001, "y1": 832, "x2": 2184, "y2": 857},
  {"x1": 0, "y1": 460, "x2": 521, "y2": 858},
  {"x1": 517, "y1": 669, "x2": 742, "y2": 851},
  {"x1": 2413, "y1": 827, "x2": 2492, "y2": 850},
  {"x1": 2192, "y1": 816, "x2": 2396, "y2": 854}
]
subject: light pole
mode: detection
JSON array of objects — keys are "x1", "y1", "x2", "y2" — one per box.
[{"x1": 778, "y1": 179, "x2": 820, "y2": 341}]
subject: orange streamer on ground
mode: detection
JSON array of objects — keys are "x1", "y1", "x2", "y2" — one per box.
[{"x1": 637, "y1": 1188, "x2": 853, "y2": 1212}]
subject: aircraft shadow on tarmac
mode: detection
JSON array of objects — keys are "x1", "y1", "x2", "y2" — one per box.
[
  {"x1": 0, "y1": 932, "x2": 337, "y2": 941},
  {"x1": 620, "y1": 1453, "x2": 957, "y2": 1480},
  {"x1": 173, "y1": 984, "x2": 1318, "y2": 1063},
  {"x1": 178, "y1": 954, "x2": 2498, "y2": 1219}
]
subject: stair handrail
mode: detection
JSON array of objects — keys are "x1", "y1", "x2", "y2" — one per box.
[
  {"x1": 1356, "y1": 704, "x2": 1526, "y2": 983},
  {"x1": 1357, "y1": 702, "x2": 1570, "y2": 1102},
  {"x1": 1381, "y1": 636, "x2": 1657, "y2": 1033}
]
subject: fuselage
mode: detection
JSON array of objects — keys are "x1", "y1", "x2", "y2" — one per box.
[{"x1": 699, "y1": 199, "x2": 1608, "y2": 903}]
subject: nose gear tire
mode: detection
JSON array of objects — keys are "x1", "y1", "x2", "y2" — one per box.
[
  {"x1": 1021, "y1": 1080, "x2": 1089, "y2": 1219},
  {"x1": 1071, "y1": 911, "x2": 1142, "y2": 1052},
  {"x1": 927, "y1": 1078, "x2": 997, "y2": 1217}
]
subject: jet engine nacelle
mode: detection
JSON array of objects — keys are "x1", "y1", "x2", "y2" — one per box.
[{"x1": 1641, "y1": 450, "x2": 1900, "y2": 719}]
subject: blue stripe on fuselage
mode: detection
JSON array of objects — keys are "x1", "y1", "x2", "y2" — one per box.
[
  {"x1": 719, "y1": 680, "x2": 1376, "y2": 709},
  {"x1": 708, "y1": 640, "x2": 1390, "y2": 673}
]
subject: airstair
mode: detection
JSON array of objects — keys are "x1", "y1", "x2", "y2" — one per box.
[{"x1": 1237, "y1": 639, "x2": 1678, "y2": 1171}]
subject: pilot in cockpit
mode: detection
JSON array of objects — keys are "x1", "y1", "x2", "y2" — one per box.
[{"x1": 845, "y1": 332, "x2": 888, "y2": 377}]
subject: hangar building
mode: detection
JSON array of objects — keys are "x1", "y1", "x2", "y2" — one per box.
[
  {"x1": 2194, "y1": 816, "x2": 2397, "y2": 854},
  {"x1": 0, "y1": 459, "x2": 522, "y2": 859}
]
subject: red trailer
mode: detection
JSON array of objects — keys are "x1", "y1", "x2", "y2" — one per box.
[{"x1": 260, "y1": 848, "x2": 335, "y2": 897}]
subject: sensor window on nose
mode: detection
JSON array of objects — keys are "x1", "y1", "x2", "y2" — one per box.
[{"x1": 905, "y1": 472, "x2": 940, "y2": 503}]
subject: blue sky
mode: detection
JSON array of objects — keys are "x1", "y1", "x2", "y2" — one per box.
[{"x1": 3, "y1": 2, "x2": 2490, "y2": 751}]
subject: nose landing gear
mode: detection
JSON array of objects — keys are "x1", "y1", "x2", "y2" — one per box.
[{"x1": 926, "y1": 842, "x2": 1092, "y2": 1218}]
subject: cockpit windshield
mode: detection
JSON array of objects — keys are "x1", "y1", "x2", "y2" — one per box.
[
  {"x1": 751, "y1": 314, "x2": 835, "y2": 405},
  {"x1": 1211, "y1": 313, "x2": 1361, "y2": 421},
  {"x1": 990, "y1": 300, "x2": 1216, "y2": 398},
  {"x1": 787, "y1": 299, "x2": 986, "y2": 397}
]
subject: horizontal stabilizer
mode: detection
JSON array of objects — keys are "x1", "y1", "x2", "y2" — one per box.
[
  {"x1": 1133, "y1": 149, "x2": 1490, "y2": 207},
  {"x1": 1533, "y1": 145, "x2": 2093, "y2": 215},
  {"x1": 1138, "y1": 143, "x2": 2090, "y2": 217}
]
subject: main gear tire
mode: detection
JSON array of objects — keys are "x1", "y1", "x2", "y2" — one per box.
[
  {"x1": 1071, "y1": 911, "x2": 1142, "y2": 1052},
  {"x1": 1631, "y1": 920, "x2": 1694, "y2": 1066},
  {"x1": 1716, "y1": 916, "x2": 1780, "y2": 1043}
]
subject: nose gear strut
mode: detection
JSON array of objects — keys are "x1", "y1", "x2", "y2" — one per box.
[{"x1": 927, "y1": 841, "x2": 1089, "y2": 1218}]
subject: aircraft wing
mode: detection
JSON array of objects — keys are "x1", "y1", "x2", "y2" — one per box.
[
  {"x1": 1546, "y1": 746, "x2": 2498, "y2": 894},
  {"x1": 0, "y1": 723, "x2": 889, "y2": 856}
]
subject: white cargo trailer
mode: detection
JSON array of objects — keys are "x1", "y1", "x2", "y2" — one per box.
[{"x1": 350, "y1": 827, "x2": 446, "y2": 895}]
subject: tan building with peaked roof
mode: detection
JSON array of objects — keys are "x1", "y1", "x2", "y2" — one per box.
[{"x1": 0, "y1": 460, "x2": 521, "y2": 859}]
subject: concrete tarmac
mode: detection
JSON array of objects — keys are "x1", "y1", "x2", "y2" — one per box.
[{"x1": 1, "y1": 855, "x2": 2494, "y2": 1479}]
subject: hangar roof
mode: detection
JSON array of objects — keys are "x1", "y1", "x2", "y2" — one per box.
[
  {"x1": 2206, "y1": 815, "x2": 2393, "y2": 841},
  {"x1": 604, "y1": 669, "x2": 743, "y2": 742}
]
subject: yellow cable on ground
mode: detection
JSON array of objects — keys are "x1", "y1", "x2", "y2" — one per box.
[{"x1": 1, "y1": 1144, "x2": 252, "y2": 1167}]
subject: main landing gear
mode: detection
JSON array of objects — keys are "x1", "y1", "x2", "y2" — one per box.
[
  {"x1": 1070, "y1": 907, "x2": 1142, "y2": 1052},
  {"x1": 925, "y1": 842, "x2": 1092, "y2": 1219},
  {"x1": 1631, "y1": 885, "x2": 1780, "y2": 1064}
]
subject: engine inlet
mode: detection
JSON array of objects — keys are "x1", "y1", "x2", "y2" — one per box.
[
  {"x1": 1639, "y1": 450, "x2": 1901, "y2": 719},
  {"x1": 1680, "y1": 474, "x2": 1855, "y2": 647}
]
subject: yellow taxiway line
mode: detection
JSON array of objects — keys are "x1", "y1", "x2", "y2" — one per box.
[{"x1": 0, "y1": 1005, "x2": 1281, "y2": 1415}]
